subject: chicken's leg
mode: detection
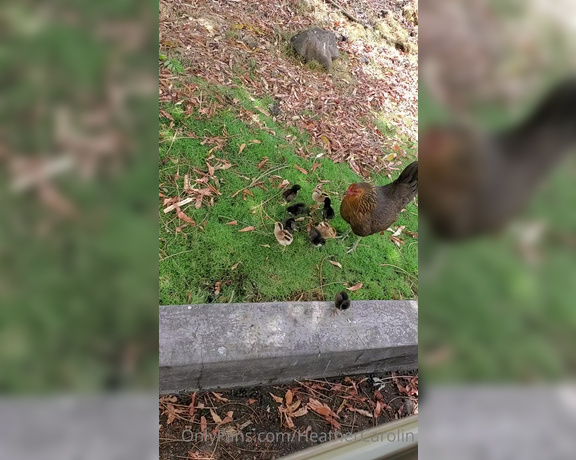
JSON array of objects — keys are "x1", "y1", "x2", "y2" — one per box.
[
  {"x1": 346, "y1": 236, "x2": 362, "y2": 254},
  {"x1": 336, "y1": 229, "x2": 351, "y2": 240}
]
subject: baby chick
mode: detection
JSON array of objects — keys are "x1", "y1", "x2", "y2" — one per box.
[
  {"x1": 316, "y1": 221, "x2": 337, "y2": 239},
  {"x1": 333, "y1": 291, "x2": 351, "y2": 315},
  {"x1": 322, "y1": 197, "x2": 335, "y2": 220},
  {"x1": 282, "y1": 184, "x2": 301, "y2": 202},
  {"x1": 309, "y1": 227, "x2": 326, "y2": 247},
  {"x1": 282, "y1": 217, "x2": 296, "y2": 234},
  {"x1": 287, "y1": 202, "x2": 306, "y2": 216},
  {"x1": 312, "y1": 186, "x2": 327, "y2": 204},
  {"x1": 274, "y1": 222, "x2": 294, "y2": 251}
]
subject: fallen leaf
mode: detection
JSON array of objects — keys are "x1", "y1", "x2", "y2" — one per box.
[
  {"x1": 231, "y1": 262, "x2": 240, "y2": 270},
  {"x1": 346, "y1": 283, "x2": 363, "y2": 292},
  {"x1": 260, "y1": 244, "x2": 270, "y2": 248},
  {"x1": 247, "y1": 399, "x2": 257, "y2": 404},
  {"x1": 311, "y1": 162, "x2": 322, "y2": 172},
  {"x1": 329, "y1": 261, "x2": 343, "y2": 269},
  {"x1": 250, "y1": 139, "x2": 261, "y2": 144},
  {"x1": 291, "y1": 407, "x2": 308, "y2": 417},
  {"x1": 349, "y1": 407, "x2": 374, "y2": 418},
  {"x1": 285, "y1": 389, "x2": 293, "y2": 405},
  {"x1": 257, "y1": 157, "x2": 269, "y2": 169},
  {"x1": 239, "y1": 226, "x2": 255, "y2": 232},
  {"x1": 294, "y1": 164, "x2": 308, "y2": 175},
  {"x1": 214, "y1": 281, "x2": 222, "y2": 296},
  {"x1": 200, "y1": 416, "x2": 207, "y2": 436},
  {"x1": 238, "y1": 143, "x2": 246, "y2": 154},
  {"x1": 307, "y1": 398, "x2": 341, "y2": 429},
  {"x1": 212, "y1": 392, "x2": 229, "y2": 402},
  {"x1": 210, "y1": 409, "x2": 223, "y2": 424},
  {"x1": 175, "y1": 205, "x2": 196, "y2": 225},
  {"x1": 270, "y1": 393, "x2": 284, "y2": 404},
  {"x1": 225, "y1": 220, "x2": 237, "y2": 225}
]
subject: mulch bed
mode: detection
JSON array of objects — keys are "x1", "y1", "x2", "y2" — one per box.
[{"x1": 160, "y1": 372, "x2": 418, "y2": 460}]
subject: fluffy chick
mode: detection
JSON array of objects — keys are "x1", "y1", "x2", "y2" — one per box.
[
  {"x1": 332, "y1": 291, "x2": 351, "y2": 316},
  {"x1": 287, "y1": 202, "x2": 306, "y2": 216},
  {"x1": 282, "y1": 184, "x2": 301, "y2": 202},
  {"x1": 282, "y1": 217, "x2": 296, "y2": 234},
  {"x1": 322, "y1": 197, "x2": 335, "y2": 220},
  {"x1": 274, "y1": 222, "x2": 294, "y2": 250},
  {"x1": 316, "y1": 221, "x2": 337, "y2": 239},
  {"x1": 308, "y1": 227, "x2": 326, "y2": 247},
  {"x1": 312, "y1": 186, "x2": 327, "y2": 204}
]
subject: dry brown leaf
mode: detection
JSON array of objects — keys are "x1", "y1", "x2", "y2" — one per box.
[
  {"x1": 346, "y1": 283, "x2": 363, "y2": 292},
  {"x1": 214, "y1": 281, "x2": 222, "y2": 296},
  {"x1": 212, "y1": 392, "x2": 229, "y2": 402},
  {"x1": 210, "y1": 409, "x2": 223, "y2": 424},
  {"x1": 350, "y1": 407, "x2": 374, "y2": 418},
  {"x1": 292, "y1": 407, "x2": 308, "y2": 418},
  {"x1": 250, "y1": 139, "x2": 261, "y2": 144},
  {"x1": 248, "y1": 399, "x2": 257, "y2": 404},
  {"x1": 200, "y1": 416, "x2": 207, "y2": 436},
  {"x1": 294, "y1": 164, "x2": 308, "y2": 175},
  {"x1": 225, "y1": 220, "x2": 238, "y2": 225},
  {"x1": 374, "y1": 400, "x2": 383, "y2": 418},
  {"x1": 257, "y1": 157, "x2": 269, "y2": 169},
  {"x1": 270, "y1": 393, "x2": 284, "y2": 404},
  {"x1": 329, "y1": 261, "x2": 343, "y2": 269},
  {"x1": 238, "y1": 143, "x2": 246, "y2": 154},
  {"x1": 285, "y1": 389, "x2": 293, "y2": 406},
  {"x1": 239, "y1": 226, "x2": 255, "y2": 232},
  {"x1": 231, "y1": 262, "x2": 240, "y2": 270},
  {"x1": 175, "y1": 205, "x2": 196, "y2": 225},
  {"x1": 165, "y1": 404, "x2": 181, "y2": 425},
  {"x1": 311, "y1": 162, "x2": 322, "y2": 172}
]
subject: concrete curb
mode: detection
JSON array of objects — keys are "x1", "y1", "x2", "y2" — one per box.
[{"x1": 160, "y1": 300, "x2": 418, "y2": 394}]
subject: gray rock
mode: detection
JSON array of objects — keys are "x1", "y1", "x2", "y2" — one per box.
[{"x1": 291, "y1": 27, "x2": 340, "y2": 70}]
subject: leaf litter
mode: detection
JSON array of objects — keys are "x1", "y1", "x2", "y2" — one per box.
[{"x1": 160, "y1": 372, "x2": 417, "y2": 460}]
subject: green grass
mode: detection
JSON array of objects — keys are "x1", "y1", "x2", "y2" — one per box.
[{"x1": 159, "y1": 82, "x2": 418, "y2": 305}]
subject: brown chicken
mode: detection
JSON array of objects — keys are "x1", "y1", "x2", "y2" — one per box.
[
  {"x1": 419, "y1": 79, "x2": 576, "y2": 239},
  {"x1": 340, "y1": 161, "x2": 418, "y2": 252}
]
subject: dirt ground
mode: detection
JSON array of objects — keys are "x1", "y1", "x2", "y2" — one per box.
[{"x1": 160, "y1": 372, "x2": 418, "y2": 460}]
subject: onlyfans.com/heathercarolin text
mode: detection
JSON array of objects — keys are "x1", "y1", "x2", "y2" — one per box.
[{"x1": 181, "y1": 428, "x2": 415, "y2": 445}]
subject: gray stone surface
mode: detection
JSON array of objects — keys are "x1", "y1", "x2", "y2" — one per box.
[{"x1": 160, "y1": 300, "x2": 418, "y2": 394}]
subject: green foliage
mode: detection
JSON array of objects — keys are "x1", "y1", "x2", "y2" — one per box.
[{"x1": 163, "y1": 57, "x2": 184, "y2": 74}]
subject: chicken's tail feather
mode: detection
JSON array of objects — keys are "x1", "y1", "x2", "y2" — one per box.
[{"x1": 395, "y1": 161, "x2": 418, "y2": 186}]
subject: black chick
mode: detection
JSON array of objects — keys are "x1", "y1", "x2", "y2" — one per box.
[
  {"x1": 282, "y1": 217, "x2": 296, "y2": 234},
  {"x1": 322, "y1": 197, "x2": 335, "y2": 220},
  {"x1": 335, "y1": 291, "x2": 351, "y2": 311},
  {"x1": 287, "y1": 202, "x2": 306, "y2": 216},
  {"x1": 309, "y1": 227, "x2": 326, "y2": 247},
  {"x1": 282, "y1": 184, "x2": 301, "y2": 202}
]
